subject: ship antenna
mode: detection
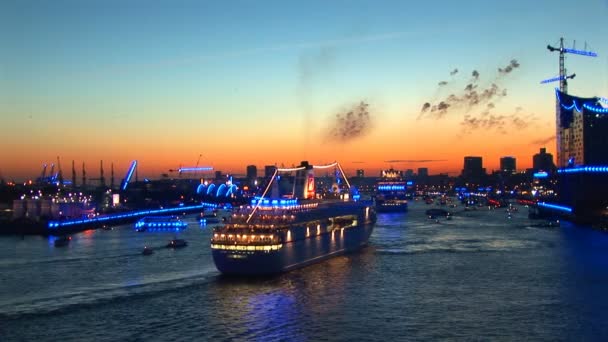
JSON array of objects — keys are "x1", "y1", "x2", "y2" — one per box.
[
  {"x1": 246, "y1": 168, "x2": 279, "y2": 223},
  {"x1": 312, "y1": 161, "x2": 352, "y2": 190},
  {"x1": 246, "y1": 164, "x2": 308, "y2": 223}
]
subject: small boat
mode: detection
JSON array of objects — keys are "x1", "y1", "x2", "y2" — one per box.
[
  {"x1": 54, "y1": 236, "x2": 71, "y2": 247},
  {"x1": 166, "y1": 239, "x2": 187, "y2": 248},
  {"x1": 142, "y1": 246, "x2": 154, "y2": 255}
]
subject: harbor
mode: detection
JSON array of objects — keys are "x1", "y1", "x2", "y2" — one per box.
[{"x1": 2, "y1": 199, "x2": 608, "y2": 340}]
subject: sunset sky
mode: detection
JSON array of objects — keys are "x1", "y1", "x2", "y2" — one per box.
[{"x1": 2, "y1": 0, "x2": 607, "y2": 181}]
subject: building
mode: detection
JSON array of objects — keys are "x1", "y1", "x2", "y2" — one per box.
[
  {"x1": 356, "y1": 169, "x2": 365, "y2": 178},
  {"x1": 550, "y1": 90, "x2": 608, "y2": 221},
  {"x1": 461, "y1": 156, "x2": 485, "y2": 184},
  {"x1": 532, "y1": 148, "x2": 555, "y2": 172},
  {"x1": 500, "y1": 157, "x2": 516, "y2": 174},
  {"x1": 556, "y1": 90, "x2": 608, "y2": 167},
  {"x1": 264, "y1": 165, "x2": 276, "y2": 178},
  {"x1": 417, "y1": 168, "x2": 428, "y2": 178},
  {"x1": 246, "y1": 165, "x2": 257, "y2": 180},
  {"x1": 405, "y1": 169, "x2": 414, "y2": 179}
]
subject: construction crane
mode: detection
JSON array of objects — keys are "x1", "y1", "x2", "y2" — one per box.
[
  {"x1": 72, "y1": 160, "x2": 76, "y2": 187},
  {"x1": 40, "y1": 164, "x2": 47, "y2": 181},
  {"x1": 49, "y1": 163, "x2": 55, "y2": 182},
  {"x1": 82, "y1": 162, "x2": 86, "y2": 187},
  {"x1": 111, "y1": 162, "x2": 115, "y2": 189},
  {"x1": 544, "y1": 37, "x2": 597, "y2": 167},
  {"x1": 545, "y1": 37, "x2": 597, "y2": 94},
  {"x1": 56, "y1": 156, "x2": 63, "y2": 185}
]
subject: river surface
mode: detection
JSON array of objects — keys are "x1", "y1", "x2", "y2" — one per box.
[{"x1": 1, "y1": 200, "x2": 608, "y2": 341}]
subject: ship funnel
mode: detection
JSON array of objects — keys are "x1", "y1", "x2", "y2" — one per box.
[{"x1": 296, "y1": 161, "x2": 315, "y2": 199}]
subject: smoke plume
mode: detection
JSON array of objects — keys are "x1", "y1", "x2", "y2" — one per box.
[
  {"x1": 326, "y1": 101, "x2": 373, "y2": 142},
  {"x1": 530, "y1": 135, "x2": 556, "y2": 146},
  {"x1": 498, "y1": 59, "x2": 520, "y2": 74}
]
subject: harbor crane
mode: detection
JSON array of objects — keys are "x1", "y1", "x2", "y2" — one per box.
[{"x1": 543, "y1": 37, "x2": 597, "y2": 168}]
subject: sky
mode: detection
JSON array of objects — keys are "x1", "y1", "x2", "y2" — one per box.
[{"x1": 1, "y1": 0, "x2": 607, "y2": 181}]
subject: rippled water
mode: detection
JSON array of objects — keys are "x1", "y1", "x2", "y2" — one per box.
[{"x1": 2, "y1": 201, "x2": 608, "y2": 341}]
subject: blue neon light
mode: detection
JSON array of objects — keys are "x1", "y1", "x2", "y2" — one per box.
[
  {"x1": 533, "y1": 172, "x2": 548, "y2": 178},
  {"x1": 206, "y1": 183, "x2": 216, "y2": 195},
  {"x1": 540, "y1": 75, "x2": 565, "y2": 84},
  {"x1": 378, "y1": 185, "x2": 406, "y2": 191},
  {"x1": 537, "y1": 202, "x2": 572, "y2": 213},
  {"x1": 251, "y1": 198, "x2": 298, "y2": 207},
  {"x1": 47, "y1": 203, "x2": 216, "y2": 229},
  {"x1": 178, "y1": 167, "x2": 213, "y2": 173},
  {"x1": 196, "y1": 184, "x2": 206, "y2": 194},
  {"x1": 556, "y1": 89, "x2": 608, "y2": 114},
  {"x1": 216, "y1": 184, "x2": 226, "y2": 197},
  {"x1": 582, "y1": 103, "x2": 608, "y2": 113},
  {"x1": 557, "y1": 166, "x2": 608, "y2": 174},
  {"x1": 406, "y1": 181, "x2": 413, "y2": 186},
  {"x1": 562, "y1": 48, "x2": 598, "y2": 57},
  {"x1": 122, "y1": 160, "x2": 137, "y2": 191}
]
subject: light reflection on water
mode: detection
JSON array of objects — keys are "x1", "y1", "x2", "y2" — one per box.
[{"x1": 1, "y1": 204, "x2": 608, "y2": 340}]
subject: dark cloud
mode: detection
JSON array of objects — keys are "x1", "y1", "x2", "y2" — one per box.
[
  {"x1": 530, "y1": 135, "x2": 556, "y2": 146},
  {"x1": 384, "y1": 159, "x2": 447, "y2": 163},
  {"x1": 418, "y1": 59, "x2": 524, "y2": 132},
  {"x1": 471, "y1": 70, "x2": 479, "y2": 81},
  {"x1": 420, "y1": 102, "x2": 431, "y2": 113},
  {"x1": 450, "y1": 68, "x2": 459, "y2": 76},
  {"x1": 498, "y1": 59, "x2": 520, "y2": 74},
  {"x1": 351, "y1": 161, "x2": 366, "y2": 164},
  {"x1": 326, "y1": 101, "x2": 373, "y2": 142}
]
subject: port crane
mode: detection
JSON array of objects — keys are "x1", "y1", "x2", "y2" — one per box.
[{"x1": 57, "y1": 156, "x2": 64, "y2": 185}]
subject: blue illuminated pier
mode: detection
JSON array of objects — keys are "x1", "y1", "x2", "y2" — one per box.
[
  {"x1": 47, "y1": 202, "x2": 217, "y2": 231},
  {"x1": 537, "y1": 202, "x2": 573, "y2": 214}
]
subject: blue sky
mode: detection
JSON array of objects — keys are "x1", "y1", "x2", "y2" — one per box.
[{"x1": 1, "y1": 0, "x2": 607, "y2": 178}]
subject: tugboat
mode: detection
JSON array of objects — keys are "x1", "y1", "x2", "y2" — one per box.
[
  {"x1": 166, "y1": 239, "x2": 188, "y2": 248},
  {"x1": 211, "y1": 161, "x2": 376, "y2": 275},
  {"x1": 54, "y1": 236, "x2": 71, "y2": 247}
]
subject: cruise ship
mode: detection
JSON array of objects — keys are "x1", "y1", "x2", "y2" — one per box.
[
  {"x1": 210, "y1": 161, "x2": 377, "y2": 275},
  {"x1": 375, "y1": 169, "x2": 409, "y2": 212}
]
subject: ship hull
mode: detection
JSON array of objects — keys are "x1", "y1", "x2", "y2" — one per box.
[{"x1": 212, "y1": 221, "x2": 374, "y2": 275}]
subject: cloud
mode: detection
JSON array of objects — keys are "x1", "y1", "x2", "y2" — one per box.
[
  {"x1": 471, "y1": 70, "x2": 480, "y2": 81},
  {"x1": 498, "y1": 59, "x2": 520, "y2": 74},
  {"x1": 384, "y1": 159, "x2": 447, "y2": 163},
  {"x1": 450, "y1": 68, "x2": 459, "y2": 76},
  {"x1": 438, "y1": 81, "x2": 448, "y2": 86},
  {"x1": 326, "y1": 101, "x2": 373, "y2": 142}
]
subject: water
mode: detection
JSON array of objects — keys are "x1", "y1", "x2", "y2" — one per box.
[{"x1": 2, "y1": 201, "x2": 608, "y2": 341}]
